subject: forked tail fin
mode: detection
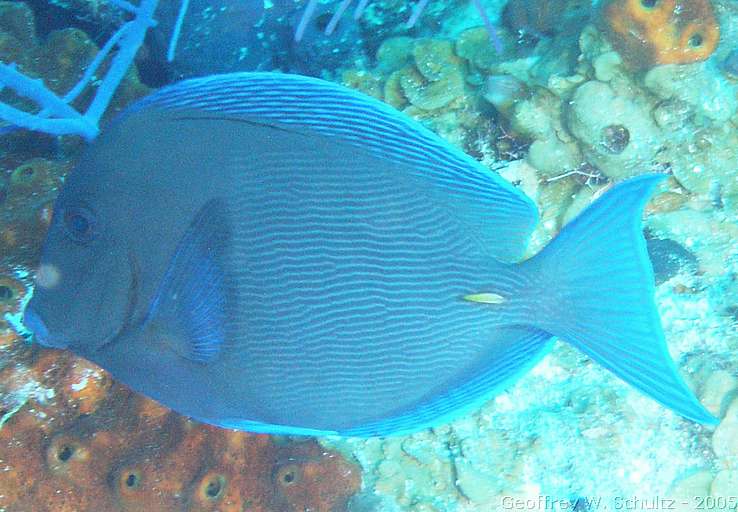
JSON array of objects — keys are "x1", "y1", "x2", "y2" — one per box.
[{"x1": 524, "y1": 174, "x2": 716, "y2": 425}]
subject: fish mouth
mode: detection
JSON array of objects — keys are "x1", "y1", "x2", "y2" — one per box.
[
  {"x1": 24, "y1": 307, "x2": 69, "y2": 349},
  {"x1": 93, "y1": 250, "x2": 140, "y2": 352}
]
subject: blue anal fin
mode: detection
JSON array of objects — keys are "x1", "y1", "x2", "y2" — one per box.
[
  {"x1": 340, "y1": 327, "x2": 553, "y2": 437},
  {"x1": 146, "y1": 199, "x2": 230, "y2": 363}
]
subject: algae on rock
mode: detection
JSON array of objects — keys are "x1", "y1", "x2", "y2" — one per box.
[{"x1": 566, "y1": 80, "x2": 663, "y2": 180}]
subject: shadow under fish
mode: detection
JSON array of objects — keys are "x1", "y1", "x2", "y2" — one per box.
[{"x1": 23, "y1": 72, "x2": 717, "y2": 436}]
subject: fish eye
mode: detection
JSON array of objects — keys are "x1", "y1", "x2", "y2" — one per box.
[{"x1": 62, "y1": 206, "x2": 97, "y2": 244}]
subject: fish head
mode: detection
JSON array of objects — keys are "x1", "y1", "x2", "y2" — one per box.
[
  {"x1": 24, "y1": 107, "x2": 224, "y2": 357},
  {"x1": 24, "y1": 145, "x2": 141, "y2": 354}
]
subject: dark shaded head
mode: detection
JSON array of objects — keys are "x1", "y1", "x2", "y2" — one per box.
[
  {"x1": 23, "y1": 107, "x2": 227, "y2": 356},
  {"x1": 23, "y1": 144, "x2": 139, "y2": 352}
]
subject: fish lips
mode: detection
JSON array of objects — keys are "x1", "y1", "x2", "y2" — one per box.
[
  {"x1": 24, "y1": 251, "x2": 139, "y2": 354},
  {"x1": 23, "y1": 306, "x2": 70, "y2": 349}
]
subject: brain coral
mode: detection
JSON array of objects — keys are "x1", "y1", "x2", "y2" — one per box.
[{"x1": 600, "y1": 0, "x2": 720, "y2": 69}]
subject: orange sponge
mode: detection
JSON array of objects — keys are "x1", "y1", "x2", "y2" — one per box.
[
  {"x1": 600, "y1": 0, "x2": 719, "y2": 69},
  {"x1": 0, "y1": 353, "x2": 362, "y2": 512}
]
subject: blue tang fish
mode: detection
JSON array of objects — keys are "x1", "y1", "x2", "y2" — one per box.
[{"x1": 23, "y1": 72, "x2": 716, "y2": 436}]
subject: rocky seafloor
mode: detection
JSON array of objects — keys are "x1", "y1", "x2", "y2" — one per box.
[{"x1": 2, "y1": 0, "x2": 738, "y2": 510}]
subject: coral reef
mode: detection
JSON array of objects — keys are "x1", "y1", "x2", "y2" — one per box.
[
  {"x1": 566, "y1": 79, "x2": 663, "y2": 180},
  {"x1": 391, "y1": 38, "x2": 466, "y2": 111},
  {"x1": 501, "y1": 0, "x2": 570, "y2": 38},
  {"x1": 0, "y1": 0, "x2": 152, "y2": 138},
  {"x1": 47, "y1": 0, "x2": 127, "y2": 27},
  {"x1": 0, "y1": 142, "x2": 362, "y2": 512},
  {"x1": 1, "y1": 214, "x2": 362, "y2": 512},
  {"x1": 0, "y1": 162, "x2": 363, "y2": 511},
  {"x1": 482, "y1": 73, "x2": 528, "y2": 115},
  {"x1": 599, "y1": 0, "x2": 720, "y2": 69},
  {"x1": 0, "y1": 8, "x2": 362, "y2": 505},
  {"x1": 478, "y1": 18, "x2": 738, "y2": 204},
  {"x1": 3, "y1": 0, "x2": 738, "y2": 510},
  {"x1": 0, "y1": 157, "x2": 67, "y2": 266},
  {"x1": 327, "y1": 2, "x2": 738, "y2": 510},
  {"x1": 507, "y1": 85, "x2": 583, "y2": 178},
  {"x1": 455, "y1": 26, "x2": 506, "y2": 73},
  {"x1": 343, "y1": 34, "x2": 487, "y2": 148},
  {"x1": 644, "y1": 62, "x2": 738, "y2": 122},
  {"x1": 0, "y1": 355, "x2": 361, "y2": 512}
]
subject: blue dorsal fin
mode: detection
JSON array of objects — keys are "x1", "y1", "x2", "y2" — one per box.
[
  {"x1": 146, "y1": 199, "x2": 230, "y2": 363},
  {"x1": 122, "y1": 72, "x2": 538, "y2": 263}
]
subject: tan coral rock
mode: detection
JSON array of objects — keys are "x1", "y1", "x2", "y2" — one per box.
[
  {"x1": 711, "y1": 470, "x2": 738, "y2": 497},
  {"x1": 669, "y1": 470, "x2": 714, "y2": 511},
  {"x1": 712, "y1": 397, "x2": 738, "y2": 462},
  {"x1": 567, "y1": 80, "x2": 663, "y2": 180},
  {"x1": 700, "y1": 370, "x2": 738, "y2": 419},
  {"x1": 376, "y1": 36, "x2": 414, "y2": 73}
]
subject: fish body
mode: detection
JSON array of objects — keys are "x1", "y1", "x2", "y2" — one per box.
[{"x1": 24, "y1": 73, "x2": 716, "y2": 436}]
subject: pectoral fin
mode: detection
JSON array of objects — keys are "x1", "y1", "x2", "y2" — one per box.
[{"x1": 144, "y1": 199, "x2": 230, "y2": 363}]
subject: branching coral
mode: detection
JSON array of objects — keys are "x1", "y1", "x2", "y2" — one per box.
[
  {"x1": 0, "y1": 0, "x2": 502, "y2": 140},
  {"x1": 296, "y1": 0, "x2": 503, "y2": 52},
  {"x1": 0, "y1": 0, "x2": 157, "y2": 139}
]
